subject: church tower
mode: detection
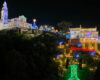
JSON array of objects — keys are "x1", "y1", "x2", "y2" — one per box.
[{"x1": 1, "y1": 1, "x2": 8, "y2": 24}]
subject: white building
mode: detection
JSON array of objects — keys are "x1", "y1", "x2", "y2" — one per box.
[{"x1": 70, "y1": 25, "x2": 99, "y2": 39}]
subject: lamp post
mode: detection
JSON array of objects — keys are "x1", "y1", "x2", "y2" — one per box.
[
  {"x1": 32, "y1": 19, "x2": 36, "y2": 34},
  {"x1": 33, "y1": 19, "x2": 36, "y2": 29}
]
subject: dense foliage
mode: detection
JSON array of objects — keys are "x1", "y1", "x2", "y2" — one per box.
[
  {"x1": 57, "y1": 21, "x2": 72, "y2": 32},
  {"x1": 1, "y1": 30, "x2": 62, "y2": 80}
]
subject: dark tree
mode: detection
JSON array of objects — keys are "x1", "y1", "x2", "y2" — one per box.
[
  {"x1": 1, "y1": 30, "x2": 62, "y2": 80},
  {"x1": 57, "y1": 21, "x2": 72, "y2": 32}
]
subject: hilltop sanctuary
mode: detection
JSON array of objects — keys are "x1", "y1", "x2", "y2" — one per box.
[{"x1": 0, "y1": 1, "x2": 32, "y2": 30}]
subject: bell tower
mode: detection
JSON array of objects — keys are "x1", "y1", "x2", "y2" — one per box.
[{"x1": 1, "y1": 1, "x2": 8, "y2": 24}]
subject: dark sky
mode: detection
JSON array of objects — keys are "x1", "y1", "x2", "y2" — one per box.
[{"x1": 0, "y1": 0, "x2": 100, "y2": 28}]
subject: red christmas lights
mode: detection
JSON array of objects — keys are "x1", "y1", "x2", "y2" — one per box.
[{"x1": 71, "y1": 47, "x2": 95, "y2": 52}]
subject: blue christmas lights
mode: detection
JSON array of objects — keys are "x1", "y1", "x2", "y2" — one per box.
[
  {"x1": 66, "y1": 29, "x2": 71, "y2": 39},
  {"x1": 77, "y1": 43, "x2": 82, "y2": 47},
  {"x1": 57, "y1": 54, "x2": 61, "y2": 58},
  {"x1": 90, "y1": 52, "x2": 96, "y2": 56},
  {"x1": 76, "y1": 54, "x2": 80, "y2": 58},
  {"x1": 59, "y1": 41, "x2": 64, "y2": 45}
]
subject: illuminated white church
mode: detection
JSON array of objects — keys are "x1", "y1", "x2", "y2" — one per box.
[{"x1": 0, "y1": 1, "x2": 32, "y2": 30}]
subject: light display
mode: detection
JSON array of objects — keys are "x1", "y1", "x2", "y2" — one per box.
[
  {"x1": 70, "y1": 26, "x2": 98, "y2": 39},
  {"x1": 39, "y1": 26, "x2": 44, "y2": 31},
  {"x1": 80, "y1": 38, "x2": 100, "y2": 54},
  {"x1": 20, "y1": 16, "x2": 27, "y2": 22},
  {"x1": 87, "y1": 32, "x2": 92, "y2": 38},
  {"x1": 33, "y1": 19, "x2": 37, "y2": 29},
  {"x1": 90, "y1": 52, "x2": 97, "y2": 56},
  {"x1": 70, "y1": 28, "x2": 80, "y2": 39},
  {"x1": 1, "y1": 1, "x2": 8, "y2": 24},
  {"x1": 71, "y1": 47, "x2": 95, "y2": 52},
  {"x1": 66, "y1": 43, "x2": 69, "y2": 47},
  {"x1": 69, "y1": 50, "x2": 72, "y2": 54},
  {"x1": 63, "y1": 33, "x2": 66, "y2": 36},
  {"x1": 58, "y1": 33, "x2": 62, "y2": 36},
  {"x1": 59, "y1": 41, "x2": 64, "y2": 45},
  {"x1": 68, "y1": 64, "x2": 80, "y2": 80},
  {"x1": 0, "y1": 1, "x2": 33, "y2": 30},
  {"x1": 76, "y1": 54, "x2": 80, "y2": 58},
  {"x1": 77, "y1": 43, "x2": 82, "y2": 47},
  {"x1": 67, "y1": 29, "x2": 71, "y2": 39},
  {"x1": 82, "y1": 64, "x2": 86, "y2": 67},
  {"x1": 57, "y1": 54, "x2": 61, "y2": 58}
]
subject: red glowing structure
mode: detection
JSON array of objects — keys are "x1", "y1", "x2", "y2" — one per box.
[{"x1": 71, "y1": 47, "x2": 95, "y2": 52}]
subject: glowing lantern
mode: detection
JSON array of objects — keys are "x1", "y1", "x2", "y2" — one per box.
[
  {"x1": 60, "y1": 54, "x2": 63, "y2": 58},
  {"x1": 33, "y1": 19, "x2": 36, "y2": 22},
  {"x1": 82, "y1": 64, "x2": 86, "y2": 67},
  {"x1": 66, "y1": 43, "x2": 69, "y2": 46},
  {"x1": 69, "y1": 50, "x2": 72, "y2": 53}
]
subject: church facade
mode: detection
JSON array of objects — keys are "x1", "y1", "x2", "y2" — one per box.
[{"x1": 0, "y1": 1, "x2": 32, "y2": 30}]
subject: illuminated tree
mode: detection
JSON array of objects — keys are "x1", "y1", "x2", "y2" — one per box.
[{"x1": 68, "y1": 64, "x2": 80, "y2": 80}]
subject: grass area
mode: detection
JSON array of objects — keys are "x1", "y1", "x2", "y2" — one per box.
[{"x1": 78, "y1": 67, "x2": 90, "y2": 80}]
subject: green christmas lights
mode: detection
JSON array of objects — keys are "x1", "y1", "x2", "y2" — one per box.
[
  {"x1": 68, "y1": 64, "x2": 80, "y2": 80},
  {"x1": 21, "y1": 15, "x2": 26, "y2": 21}
]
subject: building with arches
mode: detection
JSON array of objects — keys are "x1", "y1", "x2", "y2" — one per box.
[{"x1": 70, "y1": 25, "x2": 100, "y2": 54}]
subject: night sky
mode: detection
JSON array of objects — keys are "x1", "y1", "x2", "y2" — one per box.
[{"x1": 0, "y1": 0, "x2": 100, "y2": 28}]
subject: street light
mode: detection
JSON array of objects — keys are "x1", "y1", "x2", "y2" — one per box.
[{"x1": 33, "y1": 19, "x2": 36, "y2": 22}]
